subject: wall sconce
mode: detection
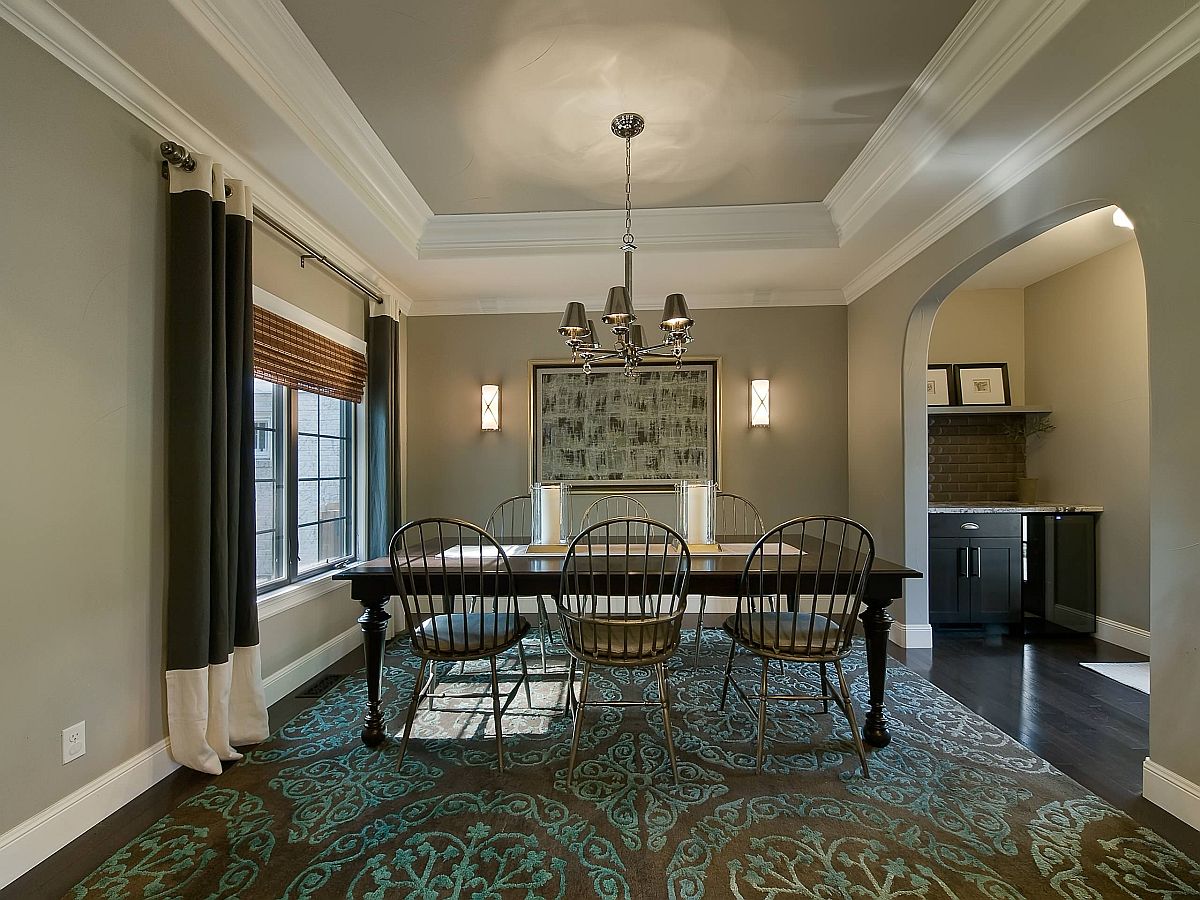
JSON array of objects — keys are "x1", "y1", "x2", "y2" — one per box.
[
  {"x1": 750, "y1": 379, "x2": 770, "y2": 427},
  {"x1": 481, "y1": 384, "x2": 501, "y2": 431}
]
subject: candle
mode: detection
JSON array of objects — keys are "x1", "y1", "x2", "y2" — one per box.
[
  {"x1": 533, "y1": 483, "x2": 565, "y2": 545},
  {"x1": 679, "y1": 480, "x2": 714, "y2": 544}
]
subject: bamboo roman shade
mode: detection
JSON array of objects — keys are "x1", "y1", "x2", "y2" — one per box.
[{"x1": 252, "y1": 306, "x2": 367, "y2": 403}]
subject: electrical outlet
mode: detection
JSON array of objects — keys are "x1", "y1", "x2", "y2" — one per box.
[{"x1": 62, "y1": 721, "x2": 85, "y2": 764}]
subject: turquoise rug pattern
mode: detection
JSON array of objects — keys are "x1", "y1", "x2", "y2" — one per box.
[{"x1": 69, "y1": 631, "x2": 1200, "y2": 898}]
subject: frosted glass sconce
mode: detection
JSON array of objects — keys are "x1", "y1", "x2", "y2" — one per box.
[
  {"x1": 481, "y1": 384, "x2": 501, "y2": 431},
  {"x1": 750, "y1": 379, "x2": 770, "y2": 427}
]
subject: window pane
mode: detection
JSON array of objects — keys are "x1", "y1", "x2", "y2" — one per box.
[
  {"x1": 319, "y1": 437, "x2": 344, "y2": 478},
  {"x1": 297, "y1": 523, "x2": 320, "y2": 573},
  {"x1": 298, "y1": 434, "x2": 319, "y2": 478},
  {"x1": 318, "y1": 519, "x2": 347, "y2": 562},
  {"x1": 253, "y1": 377, "x2": 285, "y2": 587},
  {"x1": 319, "y1": 394, "x2": 344, "y2": 436},
  {"x1": 297, "y1": 479, "x2": 319, "y2": 526},
  {"x1": 297, "y1": 390, "x2": 319, "y2": 435},
  {"x1": 319, "y1": 478, "x2": 343, "y2": 519}
]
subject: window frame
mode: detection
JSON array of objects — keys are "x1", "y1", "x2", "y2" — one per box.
[{"x1": 252, "y1": 287, "x2": 366, "y2": 598}]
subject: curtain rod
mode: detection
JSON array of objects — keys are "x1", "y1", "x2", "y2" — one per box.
[{"x1": 160, "y1": 141, "x2": 384, "y2": 306}]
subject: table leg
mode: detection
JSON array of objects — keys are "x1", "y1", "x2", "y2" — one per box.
[
  {"x1": 355, "y1": 588, "x2": 392, "y2": 747},
  {"x1": 859, "y1": 595, "x2": 896, "y2": 748}
]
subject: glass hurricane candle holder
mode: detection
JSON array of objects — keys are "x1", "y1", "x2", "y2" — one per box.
[
  {"x1": 531, "y1": 483, "x2": 571, "y2": 546},
  {"x1": 677, "y1": 479, "x2": 716, "y2": 547}
]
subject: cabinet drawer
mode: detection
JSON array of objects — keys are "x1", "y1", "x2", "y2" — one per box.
[{"x1": 929, "y1": 513, "x2": 1021, "y2": 538}]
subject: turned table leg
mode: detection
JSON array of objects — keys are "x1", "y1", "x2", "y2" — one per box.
[
  {"x1": 859, "y1": 594, "x2": 896, "y2": 748},
  {"x1": 354, "y1": 587, "x2": 391, "y2": 747}
]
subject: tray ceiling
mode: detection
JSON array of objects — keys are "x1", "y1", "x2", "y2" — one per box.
[{"x1": 280, "y1": 0, "x2": 973, "y2": 214}]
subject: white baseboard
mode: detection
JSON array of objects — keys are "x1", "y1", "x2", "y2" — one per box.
[
  {"x1": 263, "y1": 624, "x2": 363, "y2": 706},
  {"x1": 1143, "y1": 758, "x2": 1200, "y2": 831},
  {"x1": 1095, "y1": 616, "x2": 1151, "y2": 656},
  {"x1": 890, "y1": 621, "x2": 934, "y2": 649},
  {"x1": 0, "y1": 623, "x2": 366, "y2": 891},
  {"x1": 0, "y1": 739, "x2": 179, "y2": 891}
]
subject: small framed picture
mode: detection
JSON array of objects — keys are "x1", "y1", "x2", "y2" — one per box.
[
  {"x1": 955, "y1": 363, "x2": 1011, "y2": 406},
  {"x1": 926, "y1": 365, "x2": 955, "y2": 406}
]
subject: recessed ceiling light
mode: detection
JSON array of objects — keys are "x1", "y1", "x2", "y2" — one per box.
[{"x1": 1112, "y1": 208, "x2": 1134, "y2": 230}]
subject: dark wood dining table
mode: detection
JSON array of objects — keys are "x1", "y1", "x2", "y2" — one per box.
[{"x1": 334, "y1": 534, "x2": 922, "y2": 751}]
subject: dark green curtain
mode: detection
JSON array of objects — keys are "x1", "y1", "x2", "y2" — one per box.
[
  {"x1": 164, "y1": 155, "x2": 268, "y2": 775},
  {"x1": 367, "y1": 309, "x2": 402, "y2": 557}
]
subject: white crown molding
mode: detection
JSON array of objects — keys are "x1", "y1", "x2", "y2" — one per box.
[
  {"x1": 826, "y1": 0, "x2": 1086, "y2": 242},
  {"x1": 843, "y1": 2, "x2": 1200, "y2": 302},
  {"x1": 418, "y1": 202, "x2": 839, "y2": 259},
  {"x1": 168, "y1": 0, "x2": 431, "y2": 254},
  {"x1": 0, "y1": 0, "x2": 413, "y2": 316},
  {"x1": 407, "y1": 290, "x2": 845, "y2": 317}
]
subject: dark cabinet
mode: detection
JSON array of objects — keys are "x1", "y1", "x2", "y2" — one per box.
[
  {"x1": 929, "y1": 514, "x2": 1022, "y2": 625},
  {"x1": 1024, "y1": 514, "x2": 1097, "y2": 634}
]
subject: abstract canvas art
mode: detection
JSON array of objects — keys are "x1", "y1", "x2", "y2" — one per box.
[{"x1": 532, "y1": 360, "x2": 718, "y2": 487}]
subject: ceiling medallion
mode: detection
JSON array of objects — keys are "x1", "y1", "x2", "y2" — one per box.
[{"x1": 557, "y1": 113, "x2": 693, "y2": 377}]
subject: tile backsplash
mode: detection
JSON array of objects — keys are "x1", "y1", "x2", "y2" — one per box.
[{"x1": 928, "y1": 414, "x2": 1025, "y2": 502}]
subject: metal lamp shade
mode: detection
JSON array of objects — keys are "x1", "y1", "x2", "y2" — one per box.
[
  {"x1": 602, "y1": 286, "x2": 635, "y2": 324},
  {"x1": 627, "y1": 323, "x2": 646, "y2": 348},
  {"x1": 585, "y1": 319, "x2": 599, "y2": 347},
  {"x1": 660, "y1": 293, "x2": 693, "y2": 331},
  {"x1": 558, "y1": 301, "x2": 589, "y2": 337}
]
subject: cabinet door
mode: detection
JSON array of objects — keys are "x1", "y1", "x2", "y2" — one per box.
[
  {"x1": 929, "y1": 538, "x2": 970, "y2": 623},
  {"x1": 970, "y1": 538, "x2": 1022, "y2": 623}
]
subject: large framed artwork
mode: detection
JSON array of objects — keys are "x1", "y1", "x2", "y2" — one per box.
[{"x1": 531, "y1": 358, "x2": 719, "y2": 489}]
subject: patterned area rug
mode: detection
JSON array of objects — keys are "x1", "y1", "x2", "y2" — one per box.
[{"x1": 70, "y1": 631, "x2": 1199, "y2": 898}]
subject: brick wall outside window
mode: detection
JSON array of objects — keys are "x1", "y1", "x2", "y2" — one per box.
[{"x1": 928, "y1": 414, "x2": 1025, "y2": 502}]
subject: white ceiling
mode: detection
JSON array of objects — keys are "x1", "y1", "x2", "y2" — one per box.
[
  {"x1": 960, "y1": 206, "x2": 1136, "y2": 290},
  {"x1": 7, "y1": 0, "x2": 1196, "y2": 314},
  {"x1": 280, "y1": 0, "x2": 972, "y2": 214}
]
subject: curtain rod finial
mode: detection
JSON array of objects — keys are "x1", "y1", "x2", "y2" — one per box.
[{"x1": 160, "y1": 140, "x2": 196, "y2": 172}]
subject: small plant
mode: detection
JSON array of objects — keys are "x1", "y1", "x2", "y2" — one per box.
[{"x1": 1002, "y1": 413, "x2": 1055, "y2": 441}]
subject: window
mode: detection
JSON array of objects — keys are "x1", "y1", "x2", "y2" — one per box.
[{"x1": 255, "y1": 377, "x2": 357, "y2": 591}]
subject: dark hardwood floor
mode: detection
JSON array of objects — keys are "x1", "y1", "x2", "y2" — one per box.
[
  {"x1": 892, "y1": 630, "x2": 1200, "y2": 857},
  {"x1": 5, "y1": 631, "x2": 1196, "y2": 897}
]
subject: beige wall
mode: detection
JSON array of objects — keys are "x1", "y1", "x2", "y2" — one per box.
[
  {"x1": 0, "y1": 20, "x2": 168, "y2": 833},
  {"x1": 928, "y1": 289, "x2": 1026, "y2": 404},
  {"x1": 848, "y1": 53, "x2": 1200, "y2": 787},
  {"x1": 0, "y1": 20, "x2": 363, "y2": 837},
  {"x1": 406, "y1": 305, "x2": 849, "y2": 530},
  {"x1": 1025, "y1": 241, "x2": 1150, "y2": 630}
]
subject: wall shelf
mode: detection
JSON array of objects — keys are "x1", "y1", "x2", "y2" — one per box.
[{"x1": 928, "y1": 405, "x2": 1052, "y2": 416}]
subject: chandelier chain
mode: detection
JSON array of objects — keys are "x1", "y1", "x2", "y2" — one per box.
[{"x1": 623, "y1": 137, "x2": 635, "y2": 249}]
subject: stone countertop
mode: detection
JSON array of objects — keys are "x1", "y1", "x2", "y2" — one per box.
[{"x1": 929, "y1": 502, "x2": 1103, "y2": 514}]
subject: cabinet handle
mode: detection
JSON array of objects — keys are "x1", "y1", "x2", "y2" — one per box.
[
  {"x1": 972, "y1": 547, "x2": 982, "y2": 578},
  {"x1": 960, "y1": 522, "x2": 980, "y2": 530},
  {"x1": 958, "y1": 547, "x2": 968, "y2": 577}
]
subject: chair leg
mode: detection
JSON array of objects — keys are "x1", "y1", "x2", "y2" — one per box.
[
  {"x1": 834, "y1": 659, "x2": 870, "y2": 779},
  {"x1": 719, "y1": 638, "x2": 737, "y2": 711},
  {"x1": 564, "y1": 657, "x2": 578, "y2": 716},
  {"x1": 756, "y1": 655, "x2": 769, "y2": 774},
  {"x1": 516, "y1": 640, "x2": 533, "y2": 707},
  {"x1": 428, "y1": 661, "x2": 439, "y2": 710},
  {"x1": 537, "y1": 595, "x2": 549, "y2": 673},
  {"x1": 820, "y1": 662, "x2": 831, "y2": 714},
  {"x1": 694, "y1": 595, "x2": 707, "y2": 662},
  {"x1": 397, "y1": 658, "x2": 428, "y2": 770},
  {"x1": 488, "y1": 656, "x2": 506, "y2": 773},
  {"x1": 657, "y1": 663, "x2": 680, "y2": 785},
  {"x1": 566, "y1": 661, "x2": 591, "y2": 787}
]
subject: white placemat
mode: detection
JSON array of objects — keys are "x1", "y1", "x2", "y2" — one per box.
[{"x1": 509, "y1": 542, "x2": 803, "y2": 557}]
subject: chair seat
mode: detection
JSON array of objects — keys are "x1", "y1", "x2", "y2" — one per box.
[
  {"x1": 415, "y1": 612, "x2": 529, "y2": 655},
  {"x1": 565, "y1": 618, "x2": 677, "y2": 661},
  {"x1": 723, "y1": 612, "x2": 840, "y2": 653}
]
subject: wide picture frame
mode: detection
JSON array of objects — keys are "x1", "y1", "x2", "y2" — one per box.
[
  {"x1": 955, "y1": 362, "x2": 1012, "y2": 406},
  {"x1": 926, "y1": 364, "x2": 956, "y2": 406},
  {"x1": 530, "y1": 358, "x2": 719, "y2": 489}
]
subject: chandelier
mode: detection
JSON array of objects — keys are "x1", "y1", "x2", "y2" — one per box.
[{"x1": 557, "y1": 113, "x2": 694, "y2": 376}]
